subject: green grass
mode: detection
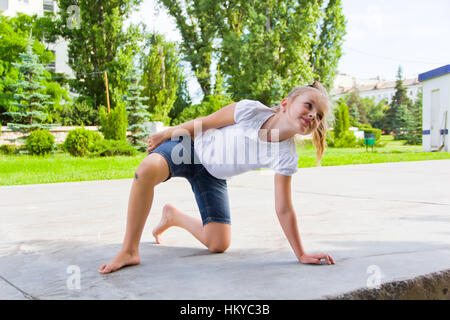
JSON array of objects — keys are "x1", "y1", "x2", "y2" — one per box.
[
  {"x1": 0, "y1": 152, "x2": 146, "y2": 186},
  {"x1": 1, "y1": 135, "x2": 450, "y2": 186},
  {"x1": 296, "y1": 135, "x2": 450, "y2": 167}
]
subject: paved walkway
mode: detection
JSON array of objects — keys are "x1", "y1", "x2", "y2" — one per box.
[{"x1": 1, "y1": 160, "x2": 449, "y2": 299}]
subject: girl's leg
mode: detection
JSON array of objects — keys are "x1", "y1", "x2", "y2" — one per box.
[
  {"x1": 152, "y1": 203, "x2": 231, "y2": 253},
  {"x1": 98, "y1": 153, "x2": 170, "y2": 274}
]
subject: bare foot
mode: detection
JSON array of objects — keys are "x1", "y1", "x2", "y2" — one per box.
[
  {"x1": 98, "y1": 250, "x2": 140, "y2": 274},
  {"x1": 152, "y1": 203, "x2": 176, "y2": 244}
]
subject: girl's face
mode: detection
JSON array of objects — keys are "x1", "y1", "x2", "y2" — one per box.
[{"x1": 281, "y1": 89, "x2": 328, "y2": 135}]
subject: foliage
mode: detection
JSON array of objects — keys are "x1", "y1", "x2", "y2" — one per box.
[
  {"x1": 158, "y1": 0, "x2": 346, "y2": 105},
  {"x1": 172, "y1": 93, "x2": 234, "y2": 125},
  {"x1": 124, "y1": 67, "x2": 151, "y2": 151},
  {"x1": 310, "y1": 0, "x2": 346, "y2": 90},
  {"x1": 156, "y1": 0, "x2": 217, "y2": 97},
  {"x1": 403, "y1": 89, "x2": 423, "y2": 145},
  {"x1": 357, "y1": 123, "x2": 382, "y2": 142},
  {"x1": 333, "y1": 99, "x2": 350, "y2": 140},
  {"x1": 168, "y1": 71, "x2": 192, "y2": 125},
  {"x1": 25, "y1": 129, "x2": 55, "y2": 156},
  {"x1": 0, "y1": 14, "x2": 69, "y2": 125},
  {"x1": 140, "y1": 32, "x2": 183, "y2": 126},
  {"x1": 88, "y1": 139, "x2": 139, "y2": 157},
  {"x1": 326, "y1": 129, "x2": 357, "y2": 148},
  {"x1": 63, "y1": 127, "x2": 102, "y2": 157},
  {"x1": 60, "y1": 99, "x2": 99, "y2": 126},
  {"x1": 98, "y1": 102, "x2": 128, "y2": 141},
  {"x1": 2, "y1": 35, "x2": 59, "y2": 144},
  {"x1": 0, "y1": 144, "x2": 17, "y2": 155},
  {"x1": 55, "y1": 0, "x2": 145, "y2": 109},
  {"x1": 384, "y1": 66, "x2": 412, "y2": 139}
]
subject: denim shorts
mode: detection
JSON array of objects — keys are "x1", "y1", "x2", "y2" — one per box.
[{"x1": 148, "y1": 135, "x2": 231, "y2": 226}]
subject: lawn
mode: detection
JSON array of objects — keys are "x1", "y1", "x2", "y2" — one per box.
[
  {"x1": 296, "y1": 135, "x2": 450, "y2": 167},
  {"x1": 1, "y1": 135, "x2": 450, "y2": 186},
  {"x1": 0, "y1": 153, "x2": 146, "y2": 186}
]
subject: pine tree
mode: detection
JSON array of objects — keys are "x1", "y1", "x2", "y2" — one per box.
[
  {"x1": 403, "y1": 89, "x2": 423, "y2": 145},
  {"x1": 385, "y1": 66, "x2": 411, "y2": 139},
  {"x1": 124, "y1": 67, "x2": 151, "y2": 151},
  {"x1": 3, "y1": 34, "x2": 57, "y2": 144}
]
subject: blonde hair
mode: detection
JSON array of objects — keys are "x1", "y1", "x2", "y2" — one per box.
[{"x1": 278, "y1": 80, "x2": 331, "y2": 165}]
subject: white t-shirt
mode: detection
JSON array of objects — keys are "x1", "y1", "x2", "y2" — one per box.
[{"x1": 194, "y1": 99, "x2": 299, "y2": 180}]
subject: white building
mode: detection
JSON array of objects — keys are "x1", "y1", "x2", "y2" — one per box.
[
  {"x1": 331, "y1": 73, "x2": 422, "y2": 104},
  {"x1": 0, "y1": 0, "x2": 74, "y2": 78},
  {"x1": 419, "y1": 65, "x2": 450, "y2": 152}
]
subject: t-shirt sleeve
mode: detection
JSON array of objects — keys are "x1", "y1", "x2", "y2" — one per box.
[
  {"x1": 234, "y1": 99, "x2": 260, "y2": 124},
  {"x1": 274, "y1": 150, "x2": 299, "y2": 176}
]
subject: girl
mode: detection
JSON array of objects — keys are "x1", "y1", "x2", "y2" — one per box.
[{"x1": 98, "y1": 80, "x2": 335, "y2": 274}]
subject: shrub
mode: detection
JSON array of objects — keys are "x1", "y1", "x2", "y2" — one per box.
[
  {"x1": 334, "y1": 131, "x2": 358, "y2": 148},
  {"x1": 98, "y1": 102, "x2": 128, "y2": 141},
  {"x1": 64, "y1": 128, "x2": 102, "y2": 157},
  {"x1": 88, "y1": 139, "x2": 138, "y2": 157},
  {"x1": 26, "y1": 130, "x2": 55, "y2": 156},
  {"x1": 0, "y1": 144, "x2": 17, "y2": 155},
  {"x1": 60, "y1": 98, "x2": 99, "y2": 126},
  {"x1": 357, "y1": 123, "x2": 382, "y2": 142},
  {"x1": 326, "y1": 130, "x2": 358, "y2": 148}
]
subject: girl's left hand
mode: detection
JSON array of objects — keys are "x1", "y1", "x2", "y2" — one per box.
[{"x1": 299, "y1": 253, "x2": 335, "y2": 265}]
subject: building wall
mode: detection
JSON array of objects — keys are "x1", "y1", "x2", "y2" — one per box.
[
  {"x1": 1, "y1": 0, "x2": 74, "y2": 78},
  {"x1": 422, "y1": 75, "x2": 450, "y2": 152},
  {"x1": 332, "y1": 83, "x2": 422, "y2": 104}
]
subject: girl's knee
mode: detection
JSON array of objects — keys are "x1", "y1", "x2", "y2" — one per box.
[
  {"x1": 208, "y1": 242, "x2": 229, "y2": 253},
  {"x1": 136, "y1": 154, "x2": 170, "y2": 184}
]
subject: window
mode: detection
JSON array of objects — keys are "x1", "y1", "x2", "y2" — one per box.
[{"x1": 43, "y1": 0, "x2": 54, "y2": 13}]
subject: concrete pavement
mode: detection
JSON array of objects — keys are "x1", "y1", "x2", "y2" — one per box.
[{"x1": 1, "y1": 160, "x2": 450, "y2": 299}]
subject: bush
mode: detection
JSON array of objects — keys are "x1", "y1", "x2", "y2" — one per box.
[
  {"x1": 98, "y1": 102, "x2": 128, "y2": 141},
  {"x1": 88, "y1": 139, "x2": 139, "y2": 157},
  {"x1": 357, "y1": 123, "x2": 382, "y2": 142},
  {"x1": 0, "y1": 144, "x2": 17, "y2": 155},
  {"x1": 60, "y1": 99, "x2": 99, "y2": 126},
  {"x1": 64, "y1": 128, "x2": 102, "y2": 157},
  {"x1": 326, "y1": 130, "x2": 358, "y2": 148},
  {"x1": 334, "y1": 131, "x2": 358, "y2": 148},
  {"x1": 26, "y1": 130, "x2": 55, "y2": 156}
]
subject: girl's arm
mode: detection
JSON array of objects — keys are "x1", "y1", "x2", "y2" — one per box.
[
  {"x1": 274, "y1": 173, "x2": 335, "y2": 265},
  {"x1": 147, "y1": 102, "x2": 237, "y2": 152}
]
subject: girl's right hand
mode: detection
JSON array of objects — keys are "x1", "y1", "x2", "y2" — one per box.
[
  {"x1": 147, "y1": 130, "x2": 170, "y2": 153},
  {"x1": 298, "y1": 253, "x2": 335, "y2": 265}
]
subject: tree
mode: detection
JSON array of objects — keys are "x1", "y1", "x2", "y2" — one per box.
[
  {"x1": 216, "y1": 0, "x2": 346, "y2": 105},
  {"x1": 156, "y1": 0, "x2": 217, "y2": 97},
  {"x1": 3, "y1": 35, "x2": 58, "y2": 144},
  {"x1": 333, "y1": 98, "x2": 349, "y2": 140},
  {"x1": 140, "y1": 32, "x2": 183, "y2": 125},
  {"x1": 0, "y1": 14, "x2": 64, "y2": 125},
  {"x1": 344, "y1": 91, "x2": 361, "y2": 126},
  {"x1": 124, "y1": 67, "x2": 151, "y2": 151},
  {"x1": 55, "y1": 0, "x2": 144, "y2": 109},
  {"x1": 310, "y1": 0, "x2": 346, "y2": 90},
  {"x1": 158, "y1": 0, "x2": 347, "y2": 105},
  {"x1": 384, "y1": 66, "x2": 411, "y2": 138},
  {"x1": 403, "y1": 89, "x2": 423, "y2": 145},
  {"x1": 168, "y1": 72, "x2": 192, "y2": 125}
]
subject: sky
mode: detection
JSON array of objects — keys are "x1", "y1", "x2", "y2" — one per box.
[{"x1": 127, "y1": 0, "x2": 450, "y2": 102}]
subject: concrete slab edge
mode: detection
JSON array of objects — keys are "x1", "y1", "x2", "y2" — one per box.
[{"x1": 325, "y1": 269, "x2": 450, "y2": 300}]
